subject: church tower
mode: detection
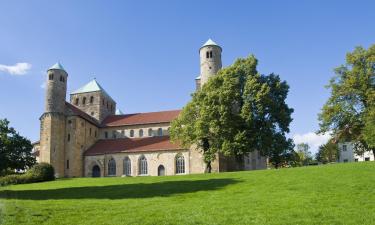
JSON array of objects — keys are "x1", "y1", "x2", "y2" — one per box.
[
  {"x1": 196, "y1": 39, "x2": 222, "y2": 89},
  {"x1": 39, "y1": 62, "x2": 68, "y2": 178}
]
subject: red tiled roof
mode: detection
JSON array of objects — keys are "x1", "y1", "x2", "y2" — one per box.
[
  {"x1": 102, "y1": 110, "x2": 181, "y2": 127},
  {"x1": 65, "y1": 102, "x2": 100, "y2": 126},
  {"x1": 84, "y1": 136, "x2": 183, "y2": 156}
]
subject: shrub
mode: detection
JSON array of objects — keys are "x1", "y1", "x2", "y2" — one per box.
[
  {"x1": 26, "y1": 163, "x2": 55, "y2": 182},
  {"x1": 0, "y1": 163, "x2": 54, "y2": 186}
]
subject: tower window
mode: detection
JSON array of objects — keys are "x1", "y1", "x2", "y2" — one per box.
[
  {"x1": 67, "y1": 160, "x2": 69, "y2": 169},
  {"x1": 82, "y1": 97, "x2": 86, "y2": 105},
  {"x1": 60, "y1": 76, "x2": 64, "y2": 82},
  {"x1": 90, "y1": 96, "x2": 94, "y2": 104},
  {"x1": 75, "y1": 98, "x2": 79, "y2": 105},
  {"x1": 102, "y1": 99, "x2": 104, "y2": 105},
  {"x1": 210, "y1": 51, "x2": 213, "y2": 58},
  {"x1": 49, "y1": 73, "x2": 54, "y2": 80},
  {"x1": 89, "y1": 128, "x2": 92, "y2": 136},
  {"x1": 67, "y1": 133, "x2": 71, "y2": 142},
  {"x1": 107, "y1": 102, "x2": 109, "y2": 109},
  {"x1": 206, "y1": 51, "x2": 209, "y2": 58}
]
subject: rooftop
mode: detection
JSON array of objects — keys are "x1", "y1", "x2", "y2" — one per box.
[
  {"x1": 102, "y1": 109, "x2": 181, "y2": 127},
  {"x1": 200, "y1": 38, "x2": 221, "y2": 50},
  {"x1": 71, "y1": 79, "x2": 114, "y2": 102},
  {"x1": 84, "y1": 136, "x2": 183, "y2": 156},
  {"x1": 48, "y1": 62, "x2": 65, "y2": 71}
]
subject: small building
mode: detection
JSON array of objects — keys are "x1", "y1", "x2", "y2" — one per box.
[{"x1": 338, "y1": 142, "x2": 374, "y2": 163}]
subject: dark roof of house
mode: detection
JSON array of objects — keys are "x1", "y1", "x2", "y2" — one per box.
[
  {"x1": 65, "y1": 102, "x2": 100, "y2": 126},
  {"x1": 101, "y1": 110, "x2": 181, "y2": 127},
  {"x1": 84, "y1": 136, "x2": 183, "y2": 156}
]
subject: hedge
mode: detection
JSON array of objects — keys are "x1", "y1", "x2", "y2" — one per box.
[{"x1": 0, "y1": 163, "x2": 55, "y2": 186}]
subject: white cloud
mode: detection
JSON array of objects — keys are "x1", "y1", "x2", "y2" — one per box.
[
  {"x1": 40, "y1": 81, "x2": 46, "y2": 89},
  {"x1": 292, "y1": 132, "x2": 331, "y2": 154},
  {"x1": 0, "y1": 62, "x2": 32, "y2": 75}
]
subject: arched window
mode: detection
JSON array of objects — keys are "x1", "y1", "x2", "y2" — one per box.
[
  {"x1": 206, "y1": 51, "x2": 209, "y2": 58},
  {"x1": 139, "y1": 155, "x2": 147, "y2": 175},
  {"x1": 157, "y1": 128, "x2": 163, "y2": 136},
  {"x1": 123, "y1": 157, "x2": 131, "y2": 176},
  {"x1": 130, "y1": 130, "x2": 134, "y2": 137},
  {"x1": 176, "y1": 154, "x2": 185, "y2": 174},
  {"x1": 49, "y1": 73, "x2": 54, "y2": 80},
  {"x1": 210, "y1": 51, "x2": 213, "y2": 58},
  {"x1": 102, "y1": 99, "x2": 105, "y2": 105},
  {"x1": 90, "y1": 96, "x2": 94, "y2": 104},
  {"x1": 82, "y1": 97, "x2": 86, "y2": 105},
  {"x1": 108, "y1": 158, "x2": 116, "y2": 176},
  {"x1": 148, "y1": 128, "x2": 153, "y2": 136},
  {"x1": 75, "y1": 98, "x2": 79, "y2": 105},
  {"x1": 139, "y1": 129, "x2": 143, "y2": 137}
]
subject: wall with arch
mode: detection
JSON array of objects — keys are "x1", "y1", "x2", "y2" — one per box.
[{"x1": 84, "y1": 149, "x2": 191, "y2": 177}]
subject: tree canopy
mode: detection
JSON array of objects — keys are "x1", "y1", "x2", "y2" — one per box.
[
  {"x1": 318, "y1": 44, "x2": 375, "y2": 156},
  {"x1": 0, "y1": 119, "x2": 35, "y2": 175},
  {"x1": 315, "y1": 139, "x2": 338, "y2": 164},
  {"x1": 170, "y1": 55, "x2": 294, "y2": 171}
]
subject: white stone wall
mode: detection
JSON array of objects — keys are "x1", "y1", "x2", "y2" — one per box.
[
  {"x1": 100, "y1": 122, "x2": 171, "y2": 139},
  {"x1": 84, "y1": 150, "x2": 190, "y2": 177},
  {"x1": 338, "y1": 142, "x2": 375, "y2": 162}
]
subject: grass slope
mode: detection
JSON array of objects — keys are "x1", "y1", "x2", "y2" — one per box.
[{"x1": 0, "y1": 162, "x2": 374, "y2": 225}]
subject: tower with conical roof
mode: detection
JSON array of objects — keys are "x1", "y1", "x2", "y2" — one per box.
[
  {"x1": 39, "y1": 62, "x2": 68, "y2": 177},
  {"x1": 196, "y1": 39, "x2": 222, "y2": 89}
]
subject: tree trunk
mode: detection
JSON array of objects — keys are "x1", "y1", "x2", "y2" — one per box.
[{"x1": 202, "y1": 138, "x2": 211, "y2": 173}]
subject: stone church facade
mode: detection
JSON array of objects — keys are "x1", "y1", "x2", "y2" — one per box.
[{"x1": 36, "y1": 39, "x2": 267, "y2": 178}]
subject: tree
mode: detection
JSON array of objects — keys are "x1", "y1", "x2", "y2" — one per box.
[
  {"x1": 0, "y1": 119, "x2": 35, "y2": 175},
  {"x1": 316, "y1": 139, "x2": 339, "y2": 164},
  {"x1": 170, "y1": 55, "x2": 294, "y2": 171},
  {"x1": 295, "y1": 143, "x2": 312, "y2": 166},
  {"x1": 318, "y1": 44, "x2": 375, "y2": 157}
]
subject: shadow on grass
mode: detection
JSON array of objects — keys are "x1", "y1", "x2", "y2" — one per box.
[{"x1": 0, "y1": 178, "x2": 240, "y2": 200}]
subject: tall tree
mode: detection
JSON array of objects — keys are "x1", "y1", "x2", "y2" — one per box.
[
  {"x1": 170, "y1": 55, "x2": 294, "y2": 171},
  {"x1": 296, "y1": 143, "x2": 312, "y2": 166},
  {"x1": 316, "y1": 139, "x2": 339, "y2": 164},
  {"x1": 0, "y1": 119, "x2": 35, "y2": 175},
  {"x1": 318, "y1": 44, "x2": 375, "y2": 156}
]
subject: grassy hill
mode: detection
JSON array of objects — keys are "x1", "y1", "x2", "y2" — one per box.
[{"x1": 0, "y1": 162, "x2": 374, "y2": 225}]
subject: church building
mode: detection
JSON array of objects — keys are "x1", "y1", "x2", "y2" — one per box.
[{"x1": 36, "y1": 39, "x2": 267, "y2": 177}]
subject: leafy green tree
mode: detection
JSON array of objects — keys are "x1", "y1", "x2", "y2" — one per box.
[
  {"x1": 318, "y1": 45, "x2": 375, "y2": 157},
  {"x1": 170, "y1": 55, "x2": 294, "y2": 171},
  {"x1": 296, "y1": 143, "x2": 312, "y2": 166},
  {"x1": 0, "y1": 119, "x2": 35, "y2": 175},
  {"x1": 316, "y1": 139, "x2": 339, "y2": 164}
]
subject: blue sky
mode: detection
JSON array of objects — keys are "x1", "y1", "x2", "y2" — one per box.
[{"x1": 0, "y1": 0, "x2": 374, "y2": 153}]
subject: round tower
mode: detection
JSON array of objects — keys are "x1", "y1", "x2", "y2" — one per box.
[
  {"x1": 45, "y1": 62, "x2": 68, "y2": 113},
  {"x1": 199, "y1": 39, "x2": 222, "y2": 86}
]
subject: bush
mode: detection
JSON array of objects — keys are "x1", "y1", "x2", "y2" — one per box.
[
  {"x1": 26, "y1": 163, "x2": 55, "y2": 182},
  {"x1": 0, "y1": 163, "x2": 54, "y2": 186}
]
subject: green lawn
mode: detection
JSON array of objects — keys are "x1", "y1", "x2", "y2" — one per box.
[{"x1": 0, "y1": 162, "x2": 374, "y2": 225}]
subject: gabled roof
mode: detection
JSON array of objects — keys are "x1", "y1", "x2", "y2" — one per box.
[
  {"x1": 84, "y1": 136, "x2": 183, "y2": 156},
  {"x1": 71, "y1": 79, "x2": 114, "y2": 102},
  {"x1": 65, "y1": 102, "x2": 100, "y2": 126},
  {"x1": 102, "y1": 109, "x2": 181, "y2": 127},
  {"x1": 48, "y1": 62, "x2": 65, "y2": 72}
]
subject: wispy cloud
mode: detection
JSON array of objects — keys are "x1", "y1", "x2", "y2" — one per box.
[
  {"x1": 293, "y1": 132, "x2": 331, "y2": 154},
  {"x1": 0, "y1": 62, "x2": 32, "y2": 75}
]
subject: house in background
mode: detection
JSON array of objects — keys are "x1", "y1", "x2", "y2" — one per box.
[{"x1": 338, "y1": 142, "x2": 374, "y2": 163}]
